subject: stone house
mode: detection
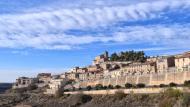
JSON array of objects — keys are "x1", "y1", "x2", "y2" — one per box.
[
  {"x1": 76, "y1": 67, "x2": 88, "y2": 73},
  {"x1": 156, "y1": 56, "x2": 175, "y2": 73},
  {"x1": 79, "y1": 73, "x2": 89, "y2": 81},
  {"x1": 121, "y1": 62, "x2": 156, "y2": 76},
  {"x1": 45, "y1": 78, "x2": 67, "y2": 95},
  {"x1": 86, "y1": 65, "x2": 102, "y2": 72},
  {"x1": 104, "y1": 69, "x2": 121, "y2": 78},
  {"x1": 93, "y1": 51, "x2": 109, "y2": 65},
  {"x1": 37, "y1": 73, "x2": 52, "y2": 87},
  {"x1": 37, "y1": 73, "x2": 51, "y2": 83},
  {"x1": 175, "y1": 52, "x2": 190, "y2": 72},
  {"x1": 66, "y1": 72, "x2": 80, "y2": 80},
  {"x1": 12, "y1": 77, "x2": 38, "y2": 89}
]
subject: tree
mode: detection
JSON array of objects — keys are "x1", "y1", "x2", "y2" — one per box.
[
  {"x1": 125, "y1": 83, "x2": 133, "y2": 89},
  {"x1": 110, "y1": 53, "x2": 119, "y2": 61},
  {"x1": 169, "y1": 82, "x2": 177, "y2": 87},
  {"x1": 115, "y1": 85, "x2": 121, "y2": 89},
  {"x1": 159, "y1": 84, "x2": 167, "y2": 88},
  {"x1": 103, "y1": 86, "x2": 108, "y2": 89},
  {"x1": 109, "y1": 50, "x2": 147, "y2": 62},
  {"x1": 184, "y1": 80, "x2": 190, "y2": 87},
  {"x1": 136, "y1": 83, "x2": 146, "y2": 88},
  {"x1": 108, "y1": 84, "x2": 114, "y2": 89},
  {"x1": 86, "y1": 86, "x2": 92, "y2": 91},
  {"x1": 95, "y1": 84, "x2": 103, "y2": 90}
]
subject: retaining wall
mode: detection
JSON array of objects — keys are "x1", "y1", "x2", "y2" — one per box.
[
  {"x1": 78, "y1": 71, "x2": 190, "y2": 88},
  {"x1": 64, "y1": 87, "x2": 187, "y2": 95}
]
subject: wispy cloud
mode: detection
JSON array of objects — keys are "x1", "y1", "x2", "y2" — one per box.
[{"x1": 0, "y1": 0, "x2": 190, "y2": 50}]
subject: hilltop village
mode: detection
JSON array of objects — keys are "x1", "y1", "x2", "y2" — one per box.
[{"x1": 12, "y1": 51, "x2": 190, "y2": 95}]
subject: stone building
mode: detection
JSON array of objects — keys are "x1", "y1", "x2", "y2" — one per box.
[
  {"x1": 93, "y1": 51, "x2": 109, "y2": 65},
  {"x1": 13, "y1": 77, "x2": 38, "y2": 89},
  {"x1": 156, "y1": 56, "x2": 175, "y2": 73},
  {"x1": 76, "y1": 67, "x2": 88, "y2": 73},
  {"x1": 86, "y1": 65, "x2": 102, "y2": 72},
  {"x1": 45, "y1": 78, "x2": 67, "y2": 94},
  {"x1": 147, "y1": 56, "x2": 160, "y2": 62},
  {"x1": 66, "y1": 72, "x2": 80, "y2": 80},
  {"x1": 175, "y1": 52, "x2": 190, "y2": 72},
  {"x1": 104, "y1": 69, "x2": 121, "y2": 78},
  {"x1": 37, "y1": 73, "x2": 52, "y2": 87},
  {"x1": 121, "y1": 62, "x2": 156, "y2": 76}
]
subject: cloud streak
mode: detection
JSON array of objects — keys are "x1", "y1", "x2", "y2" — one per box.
[{"x1": 0, "y1": 0, "x2": 190, "y2": 50}]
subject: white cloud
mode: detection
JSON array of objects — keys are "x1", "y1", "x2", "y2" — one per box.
[{"x1": 0, "y1": 0, "x2": 190, "y2": 50}]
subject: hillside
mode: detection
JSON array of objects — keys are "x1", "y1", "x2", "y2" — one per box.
[{"x1": 1, "y1": 88, "x2": 190, "y2": 107}]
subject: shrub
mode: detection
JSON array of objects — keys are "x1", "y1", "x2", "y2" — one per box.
[
  {"x1": 86, "y1": 86, "x2": 92, "y2": 91},
  {"x1": 95, "y1": 84, "x2": 103, "y2": 90},
  {"x1": 64, "y1": 89, "x2": 69, "y2": 92},
  {"x1": 159, "y1": 88, "x2": 182, "y2": 107},
  {"x1": 182, "y1": 93, "x2": 190, "y2": 107},
  {"x1": 125, "y1": 83, "x2": 133, "y2": 89},
  {"x1": 160, "y1": 84, "x2": 167, "y2": 88},
  {"x1": 78, "y1": 87, "x2": 82, "y2": 90},
  {"x1": 136, "y1": 83, "x2": 145, "y2": 88},
  {"x1": 115, "y1": 85, "x2": 122, "y2": 89},
  {"x1": 108, "y1": 84, "x2": 114, "y2": 89},
  {"x1": 67, "y1": 94, "x2": 92, "y2": 106},
  {"x1": 169, "y1": 82, "x2": 177, "y2": 87},
  {"x1": 152, "y1": 85, "x2": 158, "y2": 88},
  {"x1": 80, "y1": 94, "x2": 92, "y2": 104},
  {"x1": 159, "y1": 98, "x2": 175, "y2": 107},
  {"x1": 184, "y1": 80, "x2": 190, "y2": 87},
  {"x1": 163, "y1": 88, "x2": 182, "y2": 98},
  {"x1": 114, "y1": 90, "x2": 126, "y2": 100},
  {"x1": 103, "y1": 86, "x2": 108, "y2": 89}
]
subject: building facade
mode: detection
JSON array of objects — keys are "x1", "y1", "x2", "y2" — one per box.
[
  {"x1": 13, "y1": 77, "x2": 38, "y2": 89},
  {"x1": 175, "y1": 52, "x2": 190, "y2": 72},
  {"x1": 93, "y1": 51, "x2": 109, "y2": 65},
  {"x1": 121, "y1": 62, "x2": 156, "y2": 76},
  {"x1": 45, "y1": 78, "x2": 66, "y2": 94},
  {"x1": 156, "y1": 56, "x2": 175, "y2": 73}
]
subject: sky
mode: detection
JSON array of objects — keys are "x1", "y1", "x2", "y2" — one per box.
[{"x1": 0, "y1": 0, "x2": 190, "y2": 82}]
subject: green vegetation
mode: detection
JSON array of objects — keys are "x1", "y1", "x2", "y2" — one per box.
[
  {"x1": 103, "y1": 86, "x2": 108, "y2": 89},
  {"x1": 182, "y1": 93, "x2": 190, "y2": 107},
  {"x1": 136, "y1": 83, "x2": 146, "y2": 88},
  {"x1": 110, "y1": 50, "x2": 147, "y2": 62},
  {"x1": 86, "y1": 86, "x2": 92, "y2": 91},
  {"x1": 115, "y1": 85, "x2": 121, "y2": 89},
  {"x1": 159, "y1": 88, "x2": 182, "y2": 107},
  {"x1": 184, "y1": 80, "x2": 190, "y2": 87},
  {"x1": 159, "y1": 84, "x2": 167, "y2": 88},
  {"x1": 95, "y1": 84, "x2": 103, "y2": 90},
  {"x1": 125, "y1": 83, "x2": 133, "y2": 89},
  {"x1": 169, "y1": 82, "x2": 177, "y2": 87},
  {"x1": 108, "y1": 84, "x2": 114, "y2": 89}
]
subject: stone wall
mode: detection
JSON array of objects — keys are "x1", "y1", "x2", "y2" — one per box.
[
  {"x1": 65, "y1": 87, "x2": 187, "y2": 95},
  {"x1": 78, "y1": 71, "x2": 190, "y2": 88}
]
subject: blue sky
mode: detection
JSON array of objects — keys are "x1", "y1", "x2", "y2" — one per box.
[{"x1": 0, "y1": 0, "x2": 190, "y2": 82}]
